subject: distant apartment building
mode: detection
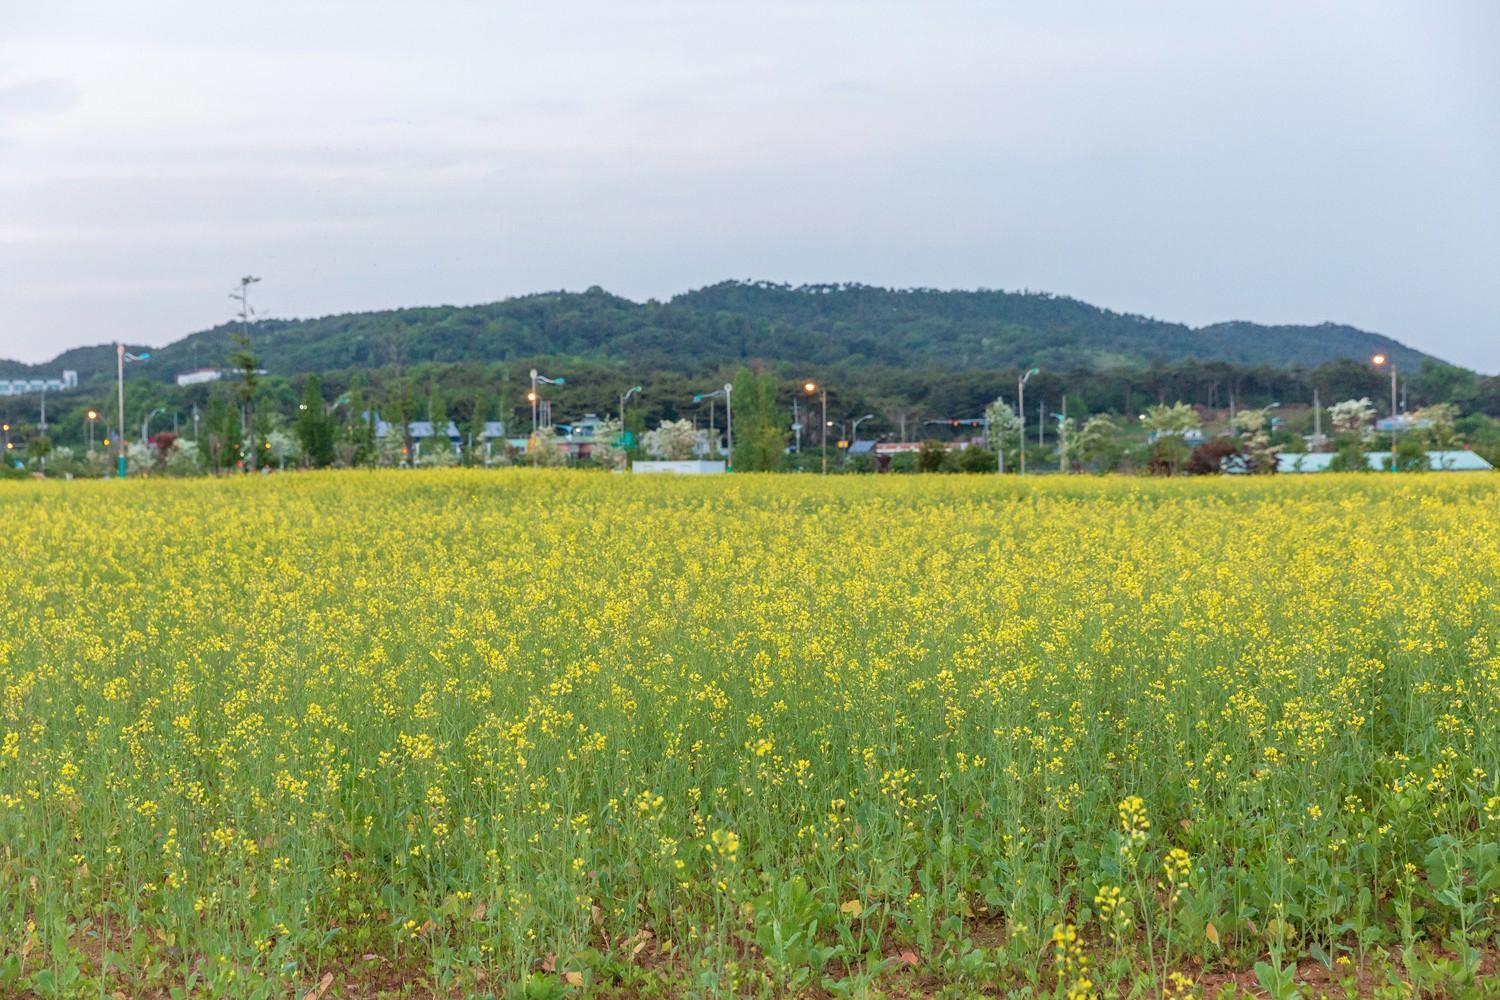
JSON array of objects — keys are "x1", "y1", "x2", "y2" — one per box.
[
  {"x1": 175, "y1": 368, "x2": 224, "y2": 387},
  {"x1": 0, "y1": 370, "x2": 78, "y2": 396}
]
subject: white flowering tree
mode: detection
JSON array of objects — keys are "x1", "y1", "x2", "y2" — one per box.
[
  {"x1": 983, "y1": 397, "x2": 1023, "y2": 471},
  {"x1": 418, "y1": 433, "x2": 460, "y2": 467},
  {"x1": 1329, "y1": 398, "x2": 1376, "y2": 440},
  {"x1": 528, "y1": 427, "x2": 567, "y2": 467},
  {"x1": 1232, "y1": 408, "x2": 1278, "y2": 474},
  {"x1": 1414, "y1": 403, "x2": 1458, "y2": 449},
  {"x1": 643, "y1": 419, "x2": 700, "y2": 461},
  {"x1": 589, "y1": 417, "x2": 627, "y2": 469}
]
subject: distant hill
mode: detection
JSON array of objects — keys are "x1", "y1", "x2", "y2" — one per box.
[{"x1": 3, "y1": 281, "x2": 1442, "y2": 383}]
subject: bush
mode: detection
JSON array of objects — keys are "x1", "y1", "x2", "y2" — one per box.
[
  {"x1": 1186, "y1": 437, "x2": 1241, "y2": 475},
  {"x1": 917, "y1": 440, "x2": 949, "y2": 473},
  {"x1": 956, "y1": 446, "x2": 998, "y2": 473},
  {"x1": 1328, "y1": 437, "x2": 1370, "y2": 472},
  {"x1": 888, "y1": 453, "x2": 918, "y2": 474},
  {"x1": 1383, "y1": 436, "x2": 1427, "y2": 472}
]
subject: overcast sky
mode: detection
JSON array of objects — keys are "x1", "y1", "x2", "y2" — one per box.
[{"x1": 2, "y1": 1, "x2": 1497, "y2": 370}]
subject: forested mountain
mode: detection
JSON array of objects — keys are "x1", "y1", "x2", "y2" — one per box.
[{"x1": 3, "y1": 281, "x2": 1442, "y2": 384}]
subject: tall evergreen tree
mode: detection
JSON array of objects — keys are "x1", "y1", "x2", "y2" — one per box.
[
  {"x1": 296, "y1": 375, "x2": 336, "y2": 468},
  {"x1": 730, "y1": 367, "x2": 789, "y2": 471},
  {"x1": 466, "y1": 390, "x2": 489, "y2": 465}
]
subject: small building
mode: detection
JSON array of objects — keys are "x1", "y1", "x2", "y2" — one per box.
[
  {"x1": 175, "y1": 368, "x2": 223, "y2": 387},
  {"x1": 1375, "y1": 415, "x2": 1428, "y2": 433},
  {"x1": 0, "y1": 370, "x2": 78, "y2": 396},
  {"x1": 370, "y1": 417, "x2": 510, "y2": 460},
  {"x1": 556, "y1": 413, "x2": 609, "y2": 460},
  {"x1": 1146, "y1": 428, "x2": 1206, "y2": 445}
]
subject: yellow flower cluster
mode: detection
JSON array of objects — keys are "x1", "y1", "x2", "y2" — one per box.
[{"x1": 0, "y1": 469, "x2": 1494, "y2": 994}]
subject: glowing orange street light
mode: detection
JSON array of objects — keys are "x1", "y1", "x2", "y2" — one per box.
[
  {"x1": 803, "y1": 381, "x2": 828, "y2": 474},
  {"x1": 1372, "y1": 353, "x2": 1397, "y2": 468}
]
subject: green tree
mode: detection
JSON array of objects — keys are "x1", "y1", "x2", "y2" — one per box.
[
  {"x1": 917, "y1": 439, "x2": 949, "y2": 472},
  {"x1": 228, "y1": 332, "x2": 259, "y2": 469},
  {"x1": 422, "y1": 382, "x2": 452, "y2": 462},
  {"x1": 729, "y1": 368, "x2": 789, "y2": 472},
  {"x1": 1074, "y1": 414, "x2": 1122, "y2": 472},
  {"x1": 465, "y1": 390, "x2": 489, "y2": 465},
  {"x1": 296, "y1": 375, "x2": 336, "y2": 468},
  {"x1": 1140, "y1": 402, "x2": 1199, "y2": 476},
  {"x1": 1328, "y1": 437, "x2": 1370, "y2": 472},
  {"x1": 26, "y1": 434, "x2": 52, "y2": 465},
  {"x1": 342, "y1": 377, "x2": 376, "y2": 467},
  {"x1": 390, "y1": 378, "x2": 414, "y2": 465},
  {"x1": 1383, "y1": 436, "x2": 1428, "y2": 472},
  {"x1": 203, "y1": 392, "x2": 242, "y2": 472}
]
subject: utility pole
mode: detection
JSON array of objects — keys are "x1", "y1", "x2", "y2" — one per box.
[
  {"x1": 1313, "y1": 388, "x2": 1321, "y2": 445},
  {"x1": 1058, "y1": 395, "x2": 1068, "y2": 472},
  {"x1": 116, "y1": 344, "x2": 126, "y2": 478},
  {"x1": 819, "y1": 388, "x2": 827, "y2": 474},
  {"x1": 1018, "y1": 367, "x2": 1038, "y2": 475},
  {"x1": 39, "y1": 385, "x2": 46, "y2": 432},
  {"x1": 804, "y1": 382, "x2": 828, "y2": 473},
  {"x1": 1372, "y1": 354, "x2": 1397, "y2": 470}
]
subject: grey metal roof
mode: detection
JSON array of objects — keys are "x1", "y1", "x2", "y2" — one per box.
[{"x1": 1276, "y1": 450, "x2": 1494, "y2": 472}]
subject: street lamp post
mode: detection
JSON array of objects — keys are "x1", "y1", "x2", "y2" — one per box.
[
  {"x1": 850, "y1": 413, "x2": 874, "y2": 448},
  {"x1": 115, "y1": 343, "x2": 151, "y2": 478},
  {"x1": 1372, "y1": 354, "x2": 1397, "y2": 470},
  {"x1": 529, "y1": 368, "x2": 565, "y2": 437},
  {"x1": 86, "y1": 409, "x2": 98, "y2": 452},
  {"x1": 692, "y1": 384, "x2": 734, "y2": 469},
  {"x1": 804, "y1": 382, "x2": 828, "y2": 474},
  {"x1": 1017, "y1": 367, "x2": 1038, "y2": 475},
  {"x1": 619, "y1": 385, "x2": 642, "y2": 436}
]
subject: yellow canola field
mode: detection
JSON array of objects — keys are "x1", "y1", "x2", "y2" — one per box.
[{"x1": 1, "y1": 471, "x2": 1497, "y2": 996}]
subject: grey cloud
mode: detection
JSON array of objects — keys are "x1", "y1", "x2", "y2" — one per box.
[
  {"x1": 0, "y1": 78, "x2": 79, "y2": 117},
  {"x1": 0, "y1": 2, "x2": 1495, "y2": 370}
]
